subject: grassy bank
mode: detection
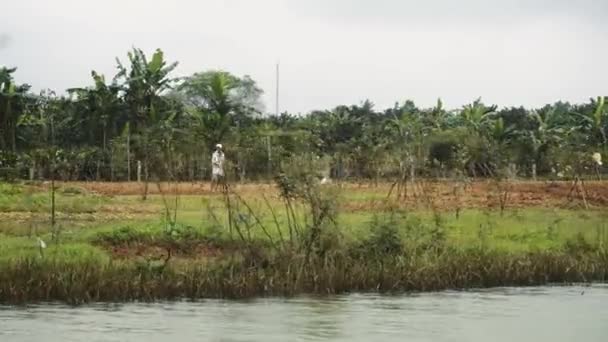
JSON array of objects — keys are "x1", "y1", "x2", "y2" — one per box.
[
  {"x1": 1, "y1": 180, "x2": 608, "y2": 303},
  {"x1": 2, "y1": 246, "x2": 606, "y2": 304}
]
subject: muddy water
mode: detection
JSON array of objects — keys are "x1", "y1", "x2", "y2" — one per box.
[{"x1": 1, "y1": 285, "x2": 607, "y2": 342}]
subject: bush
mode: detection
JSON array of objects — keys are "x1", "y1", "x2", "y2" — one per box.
[
  {"x1": 94, "y1": 226, "x2": 154, "y2": 245},
  {"x1": 95, "y1": 223, "x2": 209, "y2": 248},
  {"x1": 163, "y1": 223, "x2": 206, "y2": 249},
  {"x1": 354, "y1": 214, "x2": 403, "y2": 257},
  {"x1": 428, "y1": 132, "x2": 461, "y2": 171}
]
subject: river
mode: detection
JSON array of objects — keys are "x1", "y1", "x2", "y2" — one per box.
[{"x1": 1, "y1": 285, "x2": 607, "y2": 341}]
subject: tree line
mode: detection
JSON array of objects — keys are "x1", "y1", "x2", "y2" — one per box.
[{"x1": 1, "y1": 47, "x2": 606, "y2": 183}]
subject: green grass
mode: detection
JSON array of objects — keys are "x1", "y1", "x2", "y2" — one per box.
[
  {"x1": 129, "y1": 197, "x2": 608, "y2": 253},
  {"x1": 0, "y1": 182, "x2": 108, "y2": 213},
  {"x1": 2, "y1": 183, "x2": 607, "y2": 253},
  {"x1": 101, "y1": 194, "x2": 606, "y2": 251},
  {"x1": 0, "y1": 234, "x2": 109, "y2": 263}
]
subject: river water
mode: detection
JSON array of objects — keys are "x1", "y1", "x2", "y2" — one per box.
[{"x1": 1, "y1": 285, "x2": 607, "y2": 342}]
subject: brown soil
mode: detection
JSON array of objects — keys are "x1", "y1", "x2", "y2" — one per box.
[
  {"x1": 54, "y1": 181, "x2": 276, "y2": 197},
  {"x1": 21, "y1": 180, "x2": 608, "y2": 212},
  {"x1": 107, "y1": 242, "x2": 225, "y2": 260},
  {"x1": 340, "y1": 180, "x2": 608, "y2": 211}
]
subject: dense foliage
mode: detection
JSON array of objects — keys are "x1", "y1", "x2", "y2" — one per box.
[{"x1": 1, "y1": 48, "x2": 606, "y2": 182}]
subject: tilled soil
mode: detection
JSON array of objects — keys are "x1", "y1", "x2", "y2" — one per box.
[{"x1": 9, "y1": 180, "x2": 608, "y2": 216}]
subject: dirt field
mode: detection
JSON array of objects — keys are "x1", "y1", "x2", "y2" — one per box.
[{"x1": 57, "y1": 180, "x2": 608, "y2": 210}]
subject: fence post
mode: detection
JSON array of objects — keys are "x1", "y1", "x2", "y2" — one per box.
[{"x1": 137, "y1": 160, "x2": 142, "y2": 183}]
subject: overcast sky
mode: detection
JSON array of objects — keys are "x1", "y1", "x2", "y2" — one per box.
[{"x1": 1, "y1": 0, "x2": 607, "y2": 113}]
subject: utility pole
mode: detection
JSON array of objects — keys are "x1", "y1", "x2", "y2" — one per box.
[
  {"x1": 50, "y1": 112, "x2": 56, "y2": 231},
  {"x1": 275, "y1": 62, "x2": 280, "y2": 116},
  {"x1": 267, "y1": 62, "x2": 280, "y2": 181}
]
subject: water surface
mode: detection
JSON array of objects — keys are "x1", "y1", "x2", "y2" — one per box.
[{"x1": 1, "y1": 285, "x2": 607, "y2": 342}]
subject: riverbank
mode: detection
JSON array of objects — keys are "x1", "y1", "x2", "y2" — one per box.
[
  {"x1": 2, "y1": 246, "x2": 607, "y2": 303},
  {"x1": 1, "y1": 181, "x2": 607, "y2": 303}
]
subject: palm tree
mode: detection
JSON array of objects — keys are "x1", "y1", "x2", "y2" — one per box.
[
  {"x1": 180, "y1": 71, "x2": 236, "y2": 149},
  {"x1": 180, "y1": 70, "x2": 263, "y2": 150}
]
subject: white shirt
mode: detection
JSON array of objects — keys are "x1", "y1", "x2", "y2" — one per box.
[{"x1": 212, "y1": 150, "x2": 225, "y2": 176}]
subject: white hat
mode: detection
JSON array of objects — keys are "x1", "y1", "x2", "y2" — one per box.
[
  {"x1": 216, "y1": 144, "x2": 223, "y2": 149},
  {"x1": 592, "y1": 152, "x2": 602, "y2": 166}
]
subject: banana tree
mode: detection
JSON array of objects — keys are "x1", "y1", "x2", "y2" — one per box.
[
  {"x1": 458, "y1": 99, "x2": 501, "y2": 176},
  {"x1": 572, "y1": 96, "x2": 607, "y2": 147},
  {"x1": 488, "y1": 117, "x2": 517, "y2": 176},
  {"x1": 460, "y1": 98, "x2": 497, "y2": 136},
  {"x1": 524, "y1": 108, "x2": 566, "y2": 180},
  {"x1": 307, "y1": 105, "x2": 366, "y2": 179},
  {"x1": 115, "y1": 48, "x2": 178, "y2": 196},
  {"x1": 116, "y1": 48, "x2": 177, "y2": 128},
  {"x1": 255, "y1": 122, "x2": 312, "y2": 181},
  {"x1": 69, "y1": 71, "x2": 123, "y2": 150},
  {"x1": 424, "y1": 98, "x2": 449, "y2": 131},
  {"x1": 387, "y1": 102, "x2": 428, "y2": 185}
]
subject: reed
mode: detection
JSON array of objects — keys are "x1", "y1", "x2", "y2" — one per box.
[{"x1": 1, "y1": 246, "x2": 606, "y2": 304}]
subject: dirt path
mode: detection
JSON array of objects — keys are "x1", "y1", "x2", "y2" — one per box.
[
  {"x1": 17, "y1": 180, "x2": 608, "y2": 212},
  {"x1": 341, "y1": 180, "x2": 608, "y2": 210}
]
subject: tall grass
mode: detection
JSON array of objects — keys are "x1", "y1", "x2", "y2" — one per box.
[{"x1": 1, "y1": 246, "x2": 606, "y2": 304}]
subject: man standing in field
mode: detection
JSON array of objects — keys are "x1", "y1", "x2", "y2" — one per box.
[{"x1": 211, "y1": 144, "x2": 226, "y2": 192}]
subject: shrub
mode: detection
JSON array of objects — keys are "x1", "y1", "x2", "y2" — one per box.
[{"x1": 354, "y1": 214, "x2": 403, "y2": 257}]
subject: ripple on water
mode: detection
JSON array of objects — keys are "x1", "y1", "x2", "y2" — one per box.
[{"x1": 1, "y1": 285, "x2": 607, "y2": 342}]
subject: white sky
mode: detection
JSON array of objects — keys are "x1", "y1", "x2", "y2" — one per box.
[{"x1": 1, "y1": 0, "x2": 607, "y2": 113}]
